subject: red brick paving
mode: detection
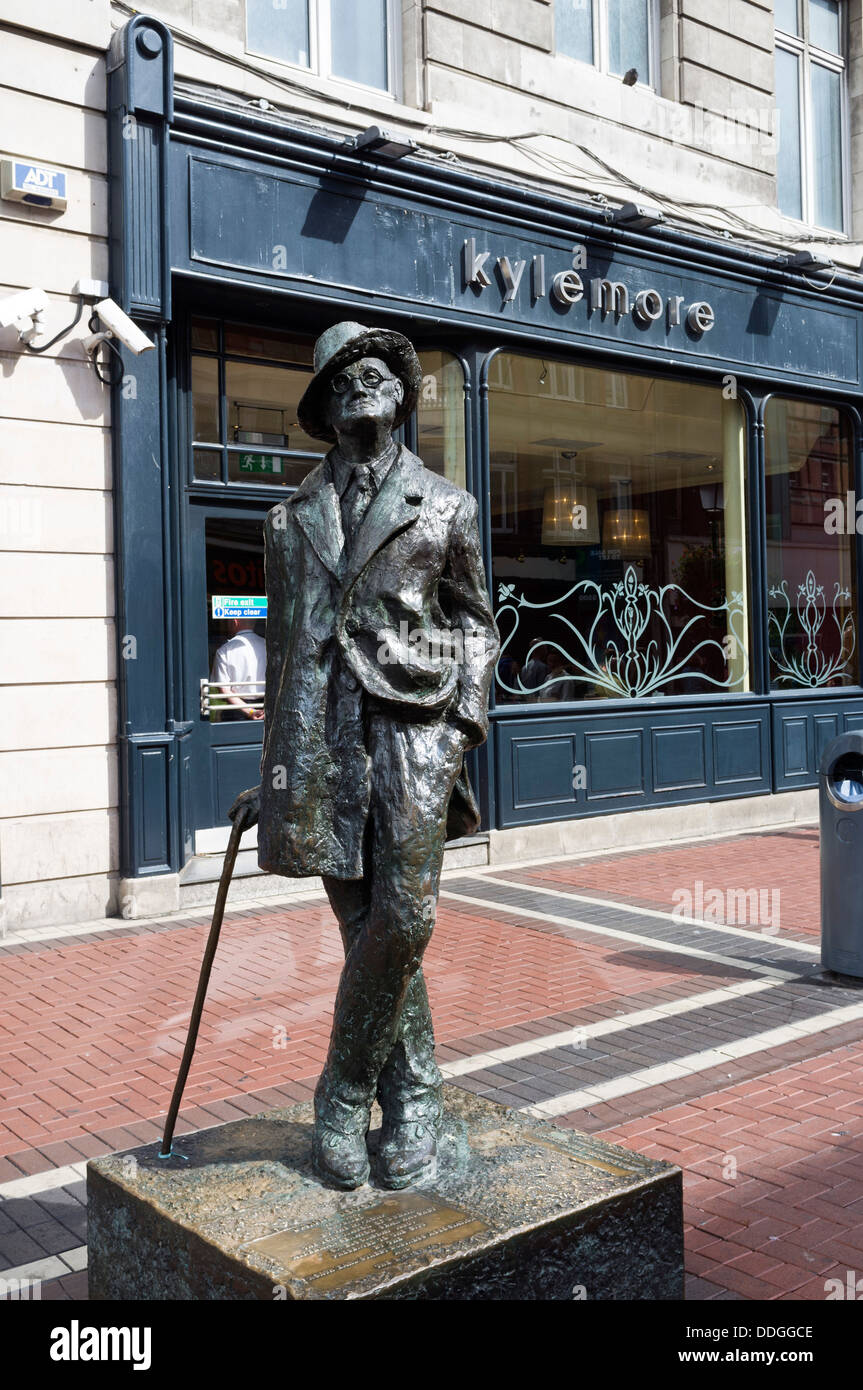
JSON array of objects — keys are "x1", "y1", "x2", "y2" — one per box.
[
  {"x1": 4, "y1": 821, "x2": 862, "y2": 1303},
  {"x1": 499, "y1": 826, "x2": 821, "y2": 941},
  {"x1": 600, "y1": 1042, "x2": 863, "y2": 1301},
  {"x1": 0, "y1": 895, "x2": 746, "y2": 1158}
]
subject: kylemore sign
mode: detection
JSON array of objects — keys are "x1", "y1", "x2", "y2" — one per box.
[
  {"x1": 462, "y1": 238, "x2": 715, "y2": 335},
  {"x1": 183, "y1": 154, "x2": 860, "y2": 386}
]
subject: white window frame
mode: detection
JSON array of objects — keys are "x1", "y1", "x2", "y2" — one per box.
[
  {"x1": 245, "y1": 0, "x2": 402, "y2": 101},
  {"x1": 556, "y1": 0, "x2": 660, "y2": 91},
  {"x1": 490, "y1": 456, "x2": 518, "y2": 535},
  {"x1": 775, "y1": 0, "x2": 849, "y2": 234}
]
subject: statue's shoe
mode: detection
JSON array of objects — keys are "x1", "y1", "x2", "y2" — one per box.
[
  {"x1": 376, "y1": 1119, "x2": 437, "y2": 1190},
  {"x1": 311, "y1": 1120, "x2": 370, "y2": 1190}
]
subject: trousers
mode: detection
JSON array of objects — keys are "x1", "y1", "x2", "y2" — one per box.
[{"x1": 317, "y1": 703, "x2": 467, "y2": 1130}]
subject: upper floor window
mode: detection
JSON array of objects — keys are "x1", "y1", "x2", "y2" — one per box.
[
  {"x1": 775, "y1": 0, "x2": 847, "y2": 232},
  {"x1": 556, "y1": 0, "x2": 657, "y2": 87},
  {"x1": 246, "y1": 0, "x2": 398, "y2": 96}
]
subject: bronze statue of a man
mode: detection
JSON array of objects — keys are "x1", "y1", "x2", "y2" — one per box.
[{"x1": 231, "y1": 323, "x2": 499, "y2": 1191}]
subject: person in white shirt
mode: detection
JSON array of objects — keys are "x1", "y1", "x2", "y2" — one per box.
[{"x1": 210, "y1": 619, "x2": 266, "y2": 721}]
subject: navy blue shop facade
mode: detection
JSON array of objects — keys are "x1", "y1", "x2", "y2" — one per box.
[{"x1": 108, "y1": 17, "x2": 863, "y2": 885}]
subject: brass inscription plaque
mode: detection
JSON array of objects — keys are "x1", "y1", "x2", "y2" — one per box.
[
  {"x1": 532, "y1": 1134, "x2": 635, "y2": 1178},
  {"x1": 469, "y1": 1127, "x2": 636, "y2": 1179},
  {"x1": 244, "y1": 1192, "x2": 488, "y2": 1292}
]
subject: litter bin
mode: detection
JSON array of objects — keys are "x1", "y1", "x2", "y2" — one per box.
[{"x1": 820, "y1": 730, "x2": 863, "y2": 978}]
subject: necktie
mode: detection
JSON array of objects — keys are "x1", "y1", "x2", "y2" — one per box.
[{"x1": 341, "y1": 463, "x2": 376, "y2": 541}]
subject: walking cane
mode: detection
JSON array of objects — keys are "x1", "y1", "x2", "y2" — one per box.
[{"x1": 159, "y1": 805, "x2": 251, "y2": 1157}]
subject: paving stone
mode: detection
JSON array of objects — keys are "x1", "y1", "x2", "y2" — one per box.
[{"x1": 0, "y1": 1229, "x2": 45, "y2": 1270}]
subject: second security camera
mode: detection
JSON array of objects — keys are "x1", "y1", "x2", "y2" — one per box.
[
  {"x1": 83, "y1": 298, "x2": 155, "y2": 356},
  {"x1": 0, "y1": 287, "x2": 49, "y2": 340}
]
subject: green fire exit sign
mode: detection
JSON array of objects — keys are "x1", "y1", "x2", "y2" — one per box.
[{"x1": 237, "y1": 453, "x2": 283, "y2": 475}]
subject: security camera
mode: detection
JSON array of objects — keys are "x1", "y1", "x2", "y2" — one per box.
[
  {"x1": 82, "y1": 298, "x2": 154, "y2": 356},
  {"x1": 0, "y1": 287, "x2": 49, "y2": 341}
]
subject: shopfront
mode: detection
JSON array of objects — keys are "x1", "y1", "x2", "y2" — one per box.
[{"x1": 108, "y1": 16, "x2": 863, "y2": 890}]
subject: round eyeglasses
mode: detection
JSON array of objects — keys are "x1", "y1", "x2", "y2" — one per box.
[{"x1": 331, "y1": 367, "x2": 394, "y2": 394}]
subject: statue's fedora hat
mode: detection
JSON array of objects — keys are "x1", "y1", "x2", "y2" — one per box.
[{"x1": 298, "y1": 320, "x2": 422, "y2": 442}]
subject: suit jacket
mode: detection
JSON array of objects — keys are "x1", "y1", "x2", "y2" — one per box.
[{"x1": 258, "y1": 444, "x2": 500, "y2": 879}]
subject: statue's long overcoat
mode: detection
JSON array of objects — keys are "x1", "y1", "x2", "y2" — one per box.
[{"x1": 257, "y1": 445, "x2": 499, "y2": 879}]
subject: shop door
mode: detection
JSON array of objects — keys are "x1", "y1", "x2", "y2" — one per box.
[{"x1": 185, "y1": 504, "x2": 270, "y2": 851}]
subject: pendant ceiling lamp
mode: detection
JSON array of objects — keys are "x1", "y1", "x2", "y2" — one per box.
[
  {"x1": 602, "y1": 508, "x2": 651, "y2": 556},
  {"x1": 541, "y1": 484, "x2": 600, "y2": 546}
]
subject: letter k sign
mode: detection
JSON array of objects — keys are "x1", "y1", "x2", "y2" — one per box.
[{"x1": 463, "y1": 237, "x2": 492, "y2": 289}]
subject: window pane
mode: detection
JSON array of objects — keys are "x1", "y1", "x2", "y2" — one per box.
[
  {"x1": 608, "y1": 0, "x2": 650, "y2": 80},
  {"x1": 224, "y1": 324, "x2": 313, "y2": 365},
  {"x1": 416, "y1": 351, "x2": 465, "y2": 487},
  {"x1": 192, "y1": 356, "x2": 220, "y2": 442},
  {"x1": 557, "y1": 0, "x2": 594, "y2": 64},
  {"x1": 811, "y1": 62, "x2": 844, "y2": 230},
  {"x1": 191, "y1": 317, "x2": 218, "y2": 352},
  {"x1": 193, "y1": 448, "x2": 222, "y2": 481},
  {"x1": 330, "y1": 0, "x2": 388, "y2": 90},
  {"x1": 776, "y1": 47, "x2": 803, "y2": 221},
  {"x1": 775, "y1": 0, "x2": 800, "y2": 36},
  {"x1": 226, "y1": 360, "x2": 323, "y2": 455},
  {"x1": 809, "y1": 0, "x2": 841, "y2": 54},
  {"x1": 765, "y1": 400, "x2": 856, "y2": 690},
  {"x1": 489, "y1": 354, "x2": 750, "y2": 705},
  {"x1": 246, "y1": 0, "x2": 310, "y2": 67}
]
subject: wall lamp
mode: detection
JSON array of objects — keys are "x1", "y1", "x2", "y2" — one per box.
[
  {"x1": 780, "y1": 250, "x2": 834, "y2": 274},
  {"x1": 612, "y1": 201, "x2": 665, "y2": 230},
  {"x1": 351, "y1": 126, "x2": 416, "y2": 160}
]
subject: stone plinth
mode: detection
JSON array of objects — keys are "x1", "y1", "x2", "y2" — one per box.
[{"x1": 88, "y1": 1089, "x2": 683, "y2": 1300}]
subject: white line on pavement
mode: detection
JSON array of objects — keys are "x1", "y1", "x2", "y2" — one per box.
[
  {"x1": 440, "y1": 977, "x2": 782, "y2": 1078},
  {"x1": 477, "y1": 873, "x2": 821, "y2": 955},
  {"x1": 0, "y1": 1161, "x2": 87, "y2": 1202},
  {"x1": 470, "y1": 819, "x2": 817, "y2": 878},
  {"x1": 0, "y1": 919, "x2": 159, "y2": 948},
  {"x1": 440, "y1": 889, "x2": 804, "y2": 980},
  {"x1": 0, "y1": 1246, "x2": 87, "y2": 1286},
  {"x1": 521, "y1": 999, "x2": 863, "y2": 1119}
]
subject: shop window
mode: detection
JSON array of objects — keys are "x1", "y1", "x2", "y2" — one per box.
[
  {"x1": 765, "y1": 398, "x2": 857, "y2": 689},
  {"x1": 190, "y1": 318, "x2": 324, "y2": 487},
  {"x1": 489, "y1": 352, "x2": 750, "y2": 704},
  {"x1": 246, "y1": 0, "x2": 397, "y2": 95},
  {"x1": 416, "y1": 351, "x2": 466, "y2": 488},
  {"x1": 775, "y1": 0, "x2": 847, "y2": 231},
  {"x1": 556, "y1": 0, "x2": 657, "y2": 87},
  {"x1": 190, "y1": 321, "x2": 465, "y2": 491}
]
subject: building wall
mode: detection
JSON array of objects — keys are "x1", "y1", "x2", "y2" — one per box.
[
  {"x1": 131, "y1": 0, "x2": 862, "y2": 259},
  {"x1": 422, "y1": 0, "x2": 776, "y2": 228},
  {"x1": 0, "y1": 1, "x2": 116, "y2": 931}
]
